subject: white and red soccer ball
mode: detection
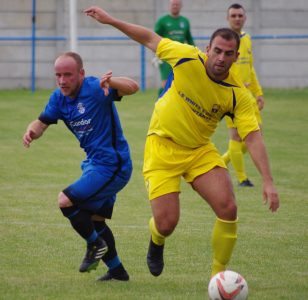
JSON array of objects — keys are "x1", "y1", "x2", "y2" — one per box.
[{"x1": 208, "y1": 270, "x2": 248, "y2": 300}]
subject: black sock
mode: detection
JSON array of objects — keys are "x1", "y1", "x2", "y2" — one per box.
[
  {"x1": 60, "y1": 207, "x2": 98, "y2": 243},
  {"x1": 109, "y1": 263, "x2": 126, "y2": 276},
  {"x1": 94, "y1": 221, "x2": 121, "y2": 268}
]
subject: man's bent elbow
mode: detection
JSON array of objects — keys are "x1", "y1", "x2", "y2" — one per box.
[{"x1": 127, "y1": 80, "x2": 139, "y2": 94}]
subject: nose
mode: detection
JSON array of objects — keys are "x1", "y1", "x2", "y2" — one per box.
[
  {"x1": 217, "y1": 52, "x2": 225, "y2": 61},
  {"x1": 58, "y1": 76, "x2": 66, "y2": 85}
]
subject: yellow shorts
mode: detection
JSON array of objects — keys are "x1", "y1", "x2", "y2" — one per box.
[
  {"x1": 143, "y1": 134, "x2": 226, "y2": 200},
  {"x1": 225, "y1": 99, "x2": 262, "y2": 128}
]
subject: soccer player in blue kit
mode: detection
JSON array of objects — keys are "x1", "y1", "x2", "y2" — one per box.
[{"x1": 23, "y1": 52, "x2": 139, "y2": 281}]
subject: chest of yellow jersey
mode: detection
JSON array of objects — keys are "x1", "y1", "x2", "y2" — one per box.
[
  {"x1": 232, "y1": 35, "x2": 253, "y2": 82},
  {"x1": 171, "y1": 59, "x2": 236, "y2": 124},
  {"x1": 237, "y1": 38, "x2": 252, "y2": 63},
  {"x1": 150, "y1": 60, "x2": 240, "y2": 148},
  {"x1": 151, "y1": 39, "x2": 254, "y2": 147}
]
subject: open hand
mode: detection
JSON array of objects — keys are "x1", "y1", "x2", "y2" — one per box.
[
  {"x1": 84, "y1": 6, "x2": 114, "y2": 24},
  {"x1": 100, "y1": 70, "x2": 113, "y2": 96},
  {"x1": 151, "y1": 56, "x2": 163, "y2": 68},
  {"x1": 263, "y1": 182, "x2": 280, "y2": 212},
  {"x1": 23, "y1": 130, "x2": 35, "y2": 148}
]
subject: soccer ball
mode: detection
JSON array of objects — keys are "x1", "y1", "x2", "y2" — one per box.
[{"x1": 208, "y1": 270, "x2": 248, "y2": 300}]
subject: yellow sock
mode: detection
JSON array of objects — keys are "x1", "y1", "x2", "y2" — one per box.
[
  {"x1": 222, "y1": 150, "x2": 230, "y2": 165},
  {"x1": 211, "y1": 217, "x2": 238, "y2": 277},
  {"x1": 149, "y1": 217, "x2": 165, "y2": 246},
  {"x1": 229, "y1": 140, "x2": 247, "y2": 182}
]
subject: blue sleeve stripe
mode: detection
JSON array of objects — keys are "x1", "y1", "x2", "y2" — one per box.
[
  {"x1": 158, "y1": 71, "x2": 174, "y2": 99},
  {"x1": 174, "y1": 57, "x2": 196, "y2": 68}
]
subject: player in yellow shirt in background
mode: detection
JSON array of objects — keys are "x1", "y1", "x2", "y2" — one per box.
[
  {"x1": 222, "y1": 3, "x2": 265, "y2": 187},
  {"x1": 85, "y1": 5, "x2": 279, "y2": 279}
]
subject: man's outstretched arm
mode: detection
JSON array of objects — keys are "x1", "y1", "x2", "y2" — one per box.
[
  {"x1": 84, "y1": 6, "x2": 162, "y2": 52},
  {"x1": 244, "y1": 130, "x2": 280, "y2": 212}
]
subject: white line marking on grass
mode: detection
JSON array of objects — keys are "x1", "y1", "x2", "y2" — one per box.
[{"x1": 0, "y1": 220, "x2": 148, "y2": 229}]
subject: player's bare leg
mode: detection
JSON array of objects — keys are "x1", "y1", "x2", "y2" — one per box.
[
  {"x1": 192, "y1": 167, "x2": 238, "y2": 277},
  {"x1": 147, "y1": 192, "x2": 180, "y2": 276}
]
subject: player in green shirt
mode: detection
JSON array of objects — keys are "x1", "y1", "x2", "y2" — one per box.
[{"x1": 154, "y1": 0, "x2": 195, "y2": 95}]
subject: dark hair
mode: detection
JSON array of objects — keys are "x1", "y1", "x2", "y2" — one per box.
[
  {"x1": 209, "y1": 28, "x2": 240, "y2": 51},
  {"x1": 228, "y1": 3, "x2": 245, "y2": 12},
  {"x1": 57, "y1": 52, "x2": 84, "y2": 70}
]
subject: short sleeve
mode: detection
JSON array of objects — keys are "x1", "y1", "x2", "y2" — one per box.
[
  {"x1": 156, "y1": 38, "x2": 195, "y2": 67},
  {"x1": 233, "y1": 88, "x2": 260, "y2": 139},
  {"x1": 38, "y1": 92, "x2": 61, "y2": 125}
]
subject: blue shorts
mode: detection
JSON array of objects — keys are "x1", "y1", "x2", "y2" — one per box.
[{"x1": 63, "y1": 158, "x2": 132, "y2": 218}]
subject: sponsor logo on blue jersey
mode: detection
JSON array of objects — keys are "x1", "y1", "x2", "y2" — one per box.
[
  {"x1": 69, "y1": 118, "x2": 92, "y2": 127},
  {"x1": 69, "y1": 118, "x2": 93, "y2": 139}
]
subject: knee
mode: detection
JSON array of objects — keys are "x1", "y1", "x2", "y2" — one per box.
[
  {"x1": 216, "y1": 198, "x2": 237, "y2": 221},
  {"x1": 58, "y1": 192, "x2": 73, "y2": 208},
  {"x1": 91, "y1": 214, "x2": 105, "y2": 222},
  {"x1": 155, "y1": 215, "x2": 179, "y2": 237}
]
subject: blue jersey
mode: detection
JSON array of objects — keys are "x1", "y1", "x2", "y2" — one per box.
[{"x1": 39, "y1": 76, "x2": 131, "y2": 167}]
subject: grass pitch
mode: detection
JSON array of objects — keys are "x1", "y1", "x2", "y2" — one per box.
[{"x1": 0, "y1": 88, "x2": 307, "y2": 299}]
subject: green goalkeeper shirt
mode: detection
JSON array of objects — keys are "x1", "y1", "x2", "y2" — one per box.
[{"x1": 154, "y1": 14, "x2": 194, "y2": 45}]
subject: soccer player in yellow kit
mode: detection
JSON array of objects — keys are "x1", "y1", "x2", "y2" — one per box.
[
  {"x1": 222, "y1": 3, "x2": 265, "y2": 187},
  {"x1": 85, "y1": 6, "x2": 279, "y2": 279}
]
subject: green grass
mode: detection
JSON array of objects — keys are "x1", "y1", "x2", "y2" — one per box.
[{"x1": 0, "y1": 88, "x2": 307, "y2": 299}]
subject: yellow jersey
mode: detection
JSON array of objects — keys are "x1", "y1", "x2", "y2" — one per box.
[
  {"x1": 148, "y1": 38, "x2": 259, "y2": 148},
  {"x1": 231, "y1": 32, "x2": 263, "y2": 97}
]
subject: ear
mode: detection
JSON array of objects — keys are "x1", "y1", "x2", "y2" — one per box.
[
  {"x1": 235, "y1": 51, "x2": 240, "y2": 62},
  {"x1": 205, "y1": 45, "x2": 210, "y2": 55},
  {"x1": 80, "y1": 68, "x2": 85, "y2": 77}
]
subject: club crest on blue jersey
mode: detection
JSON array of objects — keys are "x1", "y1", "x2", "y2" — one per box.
[{"x1": 77, "y1": 102, "x2": 85, "y2": 114}]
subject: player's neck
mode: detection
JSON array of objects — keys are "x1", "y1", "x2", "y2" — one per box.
[
  {"x1": 231, "y1": 27, "x2": 242, "y2": 35},
  {"x1": 70, "y1": 81, "x2": 83, "y2": 100}
]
